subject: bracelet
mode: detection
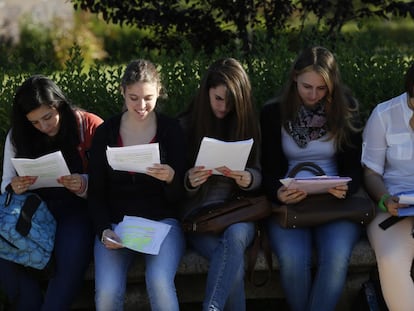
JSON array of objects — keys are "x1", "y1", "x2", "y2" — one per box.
[{"x1": 378, "y1": 194, "x2": 391, "y2": 212}]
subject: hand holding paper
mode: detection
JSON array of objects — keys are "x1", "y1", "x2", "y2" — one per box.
[
  {"x1": 214, "y1": 166, "x2": 230, "y2": 175},
  {"x1": 396, "y1": 191, "x2": 414, "y2": 217},
  {"x1": 11, "y1": 151, "x2": 71, "y2": 189},
  {"x1": 215, "y1": 166, "x2": 252, "y2": 188},
  {"x1": 146, "y1": 163, "x2": 175, "y2": 183},
  {"x1": 114, "y1": 216, "x2": 171, "y2": 255},
  {"x1": 280, "y1": 176, "x2": 352, "y2": 195},
  {"x1": 397, "y1": 191, "x2": 414, "y2": 205},
  {"x1": 195, "y1": 137, "x2": 253, "y2": 175},
  {"x1": 106, "y1": 143, "x2": 160, "y2": 173}
]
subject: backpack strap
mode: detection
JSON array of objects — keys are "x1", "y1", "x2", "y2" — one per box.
[{"x1": 15, "y1": 194, "x2": 43, "y2": 236}]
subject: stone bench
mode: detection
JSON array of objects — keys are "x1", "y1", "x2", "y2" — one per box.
[{"x1": 71, "y1": 237, "x2": 376, "y2": 311}]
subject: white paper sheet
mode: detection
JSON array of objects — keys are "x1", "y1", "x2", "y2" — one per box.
[
  {"x1": 114, "y1": 216, "x2": 171, "y2": 255},
  {"x1": 397, "y1": 191, "x2": 414, "y2": 205},
  {"x1": 106, "y1": 143, "x2": 160, "y2": 173},
  {"x1": 280, "y1": 176, "x2": 352, "y2": 195},
  {"x1": 395, "y1": 191, "x2": 414, "y2": 217},
  {"x1": 195, "y1": 137, "x2": 253, "y2": 174},
  {"x1": 11, "y1": 151, "x2": 71, "y2": 189}
]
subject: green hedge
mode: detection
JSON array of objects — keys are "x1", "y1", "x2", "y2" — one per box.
[{"x1": 0, "y1": 35, "x2": 413, "y2": 177}]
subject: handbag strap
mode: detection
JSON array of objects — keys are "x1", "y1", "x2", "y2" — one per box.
[
  {"x1": 288, "y1": 161, "x2": 326, "y2": 178},
  {"x1": 246, "y1": 224, "x2": 272, "y2": 287}
]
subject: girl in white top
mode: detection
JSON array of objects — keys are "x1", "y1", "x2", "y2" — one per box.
[{"x1": 362, "y1": 63, "x2": 414, "y2": 311}]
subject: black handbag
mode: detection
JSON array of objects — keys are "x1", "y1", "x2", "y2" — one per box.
[{"x1": 272, "y1": 162, "x2": 376, "y2": 228}]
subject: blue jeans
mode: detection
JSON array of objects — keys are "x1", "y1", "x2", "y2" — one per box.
[
  {"x1": 266, "y1": 219, "x2": 361, "y2": 311},
  {"x1": 94, "y1": 218, "x2": 185, "y2": 311},
  {"x1": 188, "y1": 222, "x2": 255, "y2": 311},
  {"x1": 0, "y1": 199, "x2": 93, "y2": 311}
]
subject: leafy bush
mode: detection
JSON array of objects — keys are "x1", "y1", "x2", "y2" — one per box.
[
  {"x1": 0, "y1": 32, "x2": 413, "y2": 178},
  {"x1": 70, "y1": 0, "x2": 414, "y2": 55},
  {"x1": 0, "y1": 24, "x2": 60, "y2": 73}
]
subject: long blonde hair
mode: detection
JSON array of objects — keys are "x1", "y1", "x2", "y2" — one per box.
[{"x1": 278, "y1": 46, "x2": 360, "y2": 150}]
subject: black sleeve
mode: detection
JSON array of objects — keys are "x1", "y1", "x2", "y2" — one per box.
[
  {"x1": 260, "y1": 102, "x2": 288, "y2": 203},
  {"x1": 337, "y1": 111, "x2": 363, "y2": 195},
  {"x1": 158, "y1": 115, "x2": 187, "y2": 204},
  {"x1": 87, "y1": 123, "x2": 113, "y2": 238}
]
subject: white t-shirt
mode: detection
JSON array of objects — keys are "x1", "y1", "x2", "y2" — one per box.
[
  {"x1": 362, "y1": 92, "x2": 414, "y2": 195},
  {"x1": 1, "y1": 131, "x2": 16, "y2": 193}
]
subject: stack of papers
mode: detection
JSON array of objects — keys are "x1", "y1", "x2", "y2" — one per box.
[
  {"x1": 280, "y1": 176, "x2": 352, "y2": 195},
  {"x1": 397, "y1": 191, "x2": 414, "y2": 205},
  {"x1": 11, "y1": 151, "x2": 71, "y2": 189},
  {"x1": 195, "y1": 137, "x2": 253, "y2": 174},
  {"x1": 114, "y1": 216, "x2": 171, "y2": 255},
  {"x1": 106, "y1": 143, "x2": 160, "y2": 173},
  {"x1": 397, "y1": 191, "x2": 414, "y2": 217}
]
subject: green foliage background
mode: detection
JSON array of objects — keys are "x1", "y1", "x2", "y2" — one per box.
[
  {"x1": 0, "y1": 4, "x2": 413, "y2": 308},
  {"x1": 0, "y1": 16, "x2": 413, "y2": 309},
  {"x1": 0, "y1": 19, "x2": 413, "y2": 178}
]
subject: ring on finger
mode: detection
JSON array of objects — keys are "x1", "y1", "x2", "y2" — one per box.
[{"x1": 194, "y1": 178, "x2": 199, "y2": 182}]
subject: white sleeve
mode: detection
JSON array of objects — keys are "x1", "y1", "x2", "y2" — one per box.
[
  {"x1": 1, "y1": 131, "x2": 17, "y2": 193},
  {"x1": 361, "y1": 107, "x2": 387, "y2": 175}
]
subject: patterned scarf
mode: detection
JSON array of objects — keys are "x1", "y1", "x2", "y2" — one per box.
[{"x1": 287, "y1": 102, "x2": 327, "y2": 148}]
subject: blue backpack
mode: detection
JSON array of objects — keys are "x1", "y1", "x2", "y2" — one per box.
[{"x1": 0, "y1": 191, "x2": 56, "y2": 269}]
